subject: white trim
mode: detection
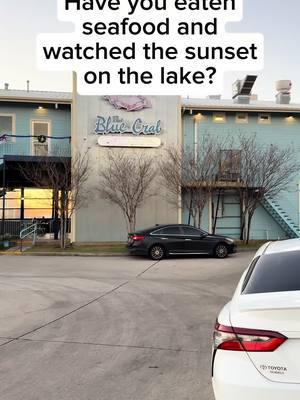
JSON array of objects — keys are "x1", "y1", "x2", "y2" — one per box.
[
  {"x1": 30, "y1": 119, "x2": 52, "y2": 156},
  {"x1": 194, "y1": 118, "x2": 198, "y2": 160},
  {"x1": 0, "y1": 113, "x2": 16, "y2": 142}
]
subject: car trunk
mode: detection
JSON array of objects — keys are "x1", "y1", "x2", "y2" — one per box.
[{"x1": 230, "y1": 291, "x2": 300, "y2": 384}]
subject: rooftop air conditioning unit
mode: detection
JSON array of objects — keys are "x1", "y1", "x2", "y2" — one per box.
[
  {"x1": 276, "y1": 80, "x2": 292, "y2": 93},
  {"x1": 276, "y1": 80, "x2": 292, "y2": 104}
]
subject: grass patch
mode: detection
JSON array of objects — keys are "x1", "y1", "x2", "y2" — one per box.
[
  {"x1": 236, "y1": 240, "x2": 269, "y2": 250},
  {"x1": 25, "y1": 242, "x2": 128, "y2": 254}
]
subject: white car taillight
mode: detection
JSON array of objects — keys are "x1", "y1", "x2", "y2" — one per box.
[{"x1": 214, "y1": 322, "x2": 287, "y2": 352}]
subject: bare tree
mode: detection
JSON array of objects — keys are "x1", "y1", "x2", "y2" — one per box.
[
  {"x1": 18, "y1": 151, "x2": 90, "y2": 248},
  {"x1": 159, "y1": 137, "x2": 221, "y2": 228},
  {"x1": 97, "y1": 150, "x2": 157, "y2": 233},
  {"x1": 237, "y1": 134, "x2": 300, "y2": 243}
]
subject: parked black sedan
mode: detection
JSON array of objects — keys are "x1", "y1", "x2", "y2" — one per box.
[{"x1": 127, "y1": 224, "x2": 237, "y2": 260}]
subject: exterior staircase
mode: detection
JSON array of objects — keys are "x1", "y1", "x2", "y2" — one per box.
[{"x1": 261, "y1": 196, "x2": 300, "y2": 239}]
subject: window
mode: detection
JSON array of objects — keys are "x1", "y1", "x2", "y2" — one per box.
[
  {"x1": 218, "y1": 150, "x2": 241, "y2": 181},
  {"x1": 213, "y1": 113, "x2": 226, "y2": 123},
  {"x1": 236, "y1": 113, "x2": 248, "y2": 124},
  {"x1": 243, "y1": 251, "x2": 300, "y2": 294},
  {"x1": 152, "y1": 227, "x2": 181, "y2": 235},
  {"x1": 0, "y1": 114, "x2": 15, "y2": 142},
  {"x1": 181, "y1": 227, "x2": 204, "y2": 236},
  {"x1": 0, "y1": 189, "x2": 53, "y2": 220},
  {"x1": 258, "y1": 113, "x2": 271, "y2": 124},
  {"x1": 31, "y1": 120, "x2": 50, "y2": 156}
]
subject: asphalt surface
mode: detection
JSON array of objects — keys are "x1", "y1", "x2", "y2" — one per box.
[{"x1": 0, "y1": 252, "x2": 254, "y2": 400}]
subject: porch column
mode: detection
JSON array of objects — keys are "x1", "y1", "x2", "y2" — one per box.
[
  {"x1": 1, "y1": 160, "x2": 6, "y2": 235},
  {"x1": 20, "y1": 188, "x2": 25, "y2": 220}
]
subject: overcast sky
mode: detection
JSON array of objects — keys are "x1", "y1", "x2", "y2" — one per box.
[{"x1": 1, "y1": 0, "x2": 299, "y2": 101}]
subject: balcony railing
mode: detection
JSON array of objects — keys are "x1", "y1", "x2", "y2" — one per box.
[{"x1": 0, "y1": 136, "x2": 71, "y2": 161}]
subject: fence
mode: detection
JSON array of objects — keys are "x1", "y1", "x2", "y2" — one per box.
[{"x1": 0, "y1": 219, "x2": 71, "y2": 238}]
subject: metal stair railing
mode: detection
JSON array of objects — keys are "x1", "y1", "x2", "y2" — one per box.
[
  {"x1": 19, "y1": 223, "x2": 38, "y2": 251},
  {"x1": 261, "y1": 196, "x2": 300, "y2": 239}
]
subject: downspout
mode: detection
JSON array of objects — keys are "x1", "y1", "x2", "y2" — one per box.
[
  {"x1": 1, "y1": 159, "x2": 6, "y2": 236},
  {"x1": 194, "y1": 116, "x2": 198, "y2": 161},
  {"x1": 298, "y1": 181, "x2": 300, "y2": 229}
]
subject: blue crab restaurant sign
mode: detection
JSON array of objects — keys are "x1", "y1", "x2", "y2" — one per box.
[{"x1": 94, "y1": 116, "x2": 162, "y2": 136}]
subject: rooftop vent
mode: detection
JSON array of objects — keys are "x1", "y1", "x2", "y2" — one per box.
[
  {"x1": 276, "y1": 80, "x2": 292, "y2": 104},
  {"x1": 233, "y1": 75, "x2": 257, "y2": 104},
  {"x1": 4, "y1": 83, "x2": 9, "y2": 90}
]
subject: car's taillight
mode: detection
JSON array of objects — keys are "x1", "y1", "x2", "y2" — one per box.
[
  {"x1": 214, "y1": 322, "x2": 287, "y2": 352},
  {"x1": 132, "y1": 235, "x2": 145, "y2": 241}
]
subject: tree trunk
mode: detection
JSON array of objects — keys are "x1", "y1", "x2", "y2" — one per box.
[
  {"x1": 197, "y1": 208, "x2": 202, "y2": 229},
  {"x1": 60, "y1": 190, "x2": 68, "y2": 249},
  {"x1": 246, "y1": 211, "x2": 253, "y2": 245},
  {"x1": 128, "y1": 215, "x2": 136, "y2": 234},
  {"x1": 239, "y1": 192, "x2": 245, "y2": 241},
  {"x1": 188, "y1": 197, "x2": 193, "y2": 225}
]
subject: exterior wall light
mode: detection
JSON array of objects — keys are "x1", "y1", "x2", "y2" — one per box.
[
  {"x1": 194, "y1": 113, "x2": 202, "y2": 121},
  {"x1": 286, "y1": 116, "x2": 296, "y2": 122},
  {"x1": 213, "y1": 113, "x2": 226, "y2": 123}
]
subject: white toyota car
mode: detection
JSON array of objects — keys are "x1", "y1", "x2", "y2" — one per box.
[{"x1": 212, "y1": 239, "x2": 300, "y2": 400}]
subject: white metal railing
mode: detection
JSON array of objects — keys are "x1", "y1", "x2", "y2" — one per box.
[{"x1": 20, "y1": 223, "x2": 38, "y2": 246}]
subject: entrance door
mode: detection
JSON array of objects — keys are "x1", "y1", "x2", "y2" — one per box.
[{"x1": 31, "y1": 120, "x2": 50, "y2": 156}]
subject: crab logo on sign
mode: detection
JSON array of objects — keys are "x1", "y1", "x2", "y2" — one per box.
[{"x1": 103, "y1": 96, "x2": 152, "y2": 112}]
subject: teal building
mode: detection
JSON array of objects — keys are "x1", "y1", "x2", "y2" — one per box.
[
  {"x1": 1, "y1": 79, "x2": 300, "y2": 242},
  {"x1": 0, "y1": 87, "x2": 71, "y2": 230},
  {"x1": 182, "y1": 93, "x2": 300, "y2": 240}
]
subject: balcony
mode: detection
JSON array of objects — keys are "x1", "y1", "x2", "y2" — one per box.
[{"x1": 0, "y1": 136, "x2": 71, "y2": 163}]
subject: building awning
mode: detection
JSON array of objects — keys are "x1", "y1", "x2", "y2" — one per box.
[{"x1": 0, "y1": 155, "x2": 71, "y2": 188}]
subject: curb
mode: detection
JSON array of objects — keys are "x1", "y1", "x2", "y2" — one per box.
[
  {"x1": 0, "y1": 249, "x2": 257, "y2": 257},
  {"x1": 0, "y1": 252, "x2": 130, "y2": 257}
]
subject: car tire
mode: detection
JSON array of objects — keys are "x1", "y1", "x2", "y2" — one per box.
[
  {"x1": 214, "y1": 243, "x2": 229, "y2": 259},
  {"x1": 149, "y1": 244, "x2": 165, "y2": 261}
]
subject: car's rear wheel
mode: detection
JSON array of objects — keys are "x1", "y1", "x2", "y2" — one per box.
[
  {"x1": 214, "y1": 243, "x2": 228, "y2": 259},
  {"x1": 149, "y1": 244, "x2": 165, "y2": 260}
]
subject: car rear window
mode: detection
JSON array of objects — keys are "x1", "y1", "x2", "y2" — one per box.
[
  {"x1": 243, "y1": 250, "x2": 300, "y2": 294},
  {"x1": 153, "y1": 227, "x2": 181, "y2": 235},
  {"x1": 181, "y1": 227, "x2": 203, "y2": 236}
]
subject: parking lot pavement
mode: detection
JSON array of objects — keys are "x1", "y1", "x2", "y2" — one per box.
[{"x1": 0, "y1": 252, "x2": 254, "y2": 400}]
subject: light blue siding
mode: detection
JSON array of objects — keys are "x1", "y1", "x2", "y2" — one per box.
[
  {"x1": 0, "y1": 104, "x2": 71, "y2": 160},
  {"x1": 183, "y1": 111, "x2": 300, "y2": 239}
]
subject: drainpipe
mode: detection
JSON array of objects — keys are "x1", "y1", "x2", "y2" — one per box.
[
  {"x1": 208, "y1": 192, "x2": 213, "y2": 233},
  {"x1": 298, "y1": 181, "x2": 300, "y2": 228},
  {"x1": 1, "y1": 160, "x2": 6, "y2": 235},
  {"x1": 194, "y1": 117, "x2": 198, "y2": 161}
]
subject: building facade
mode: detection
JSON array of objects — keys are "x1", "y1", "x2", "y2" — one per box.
[
  {"x1": 71, "y1": 84, "x2": 182, "y2": 242},
  {"x1": 1, "y1": 79, "x2": 300, "y2": 242},
  {"x1": 182, "y1": 96, "x2": 300, "y2": 240},
  {"x1": 0, "y1": 88, "x2": 71, "y2": 234}
]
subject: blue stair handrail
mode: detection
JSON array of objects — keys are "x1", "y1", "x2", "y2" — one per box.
[{"x1": 261, "y1": 196, "x2": 300, "y2": 238}]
